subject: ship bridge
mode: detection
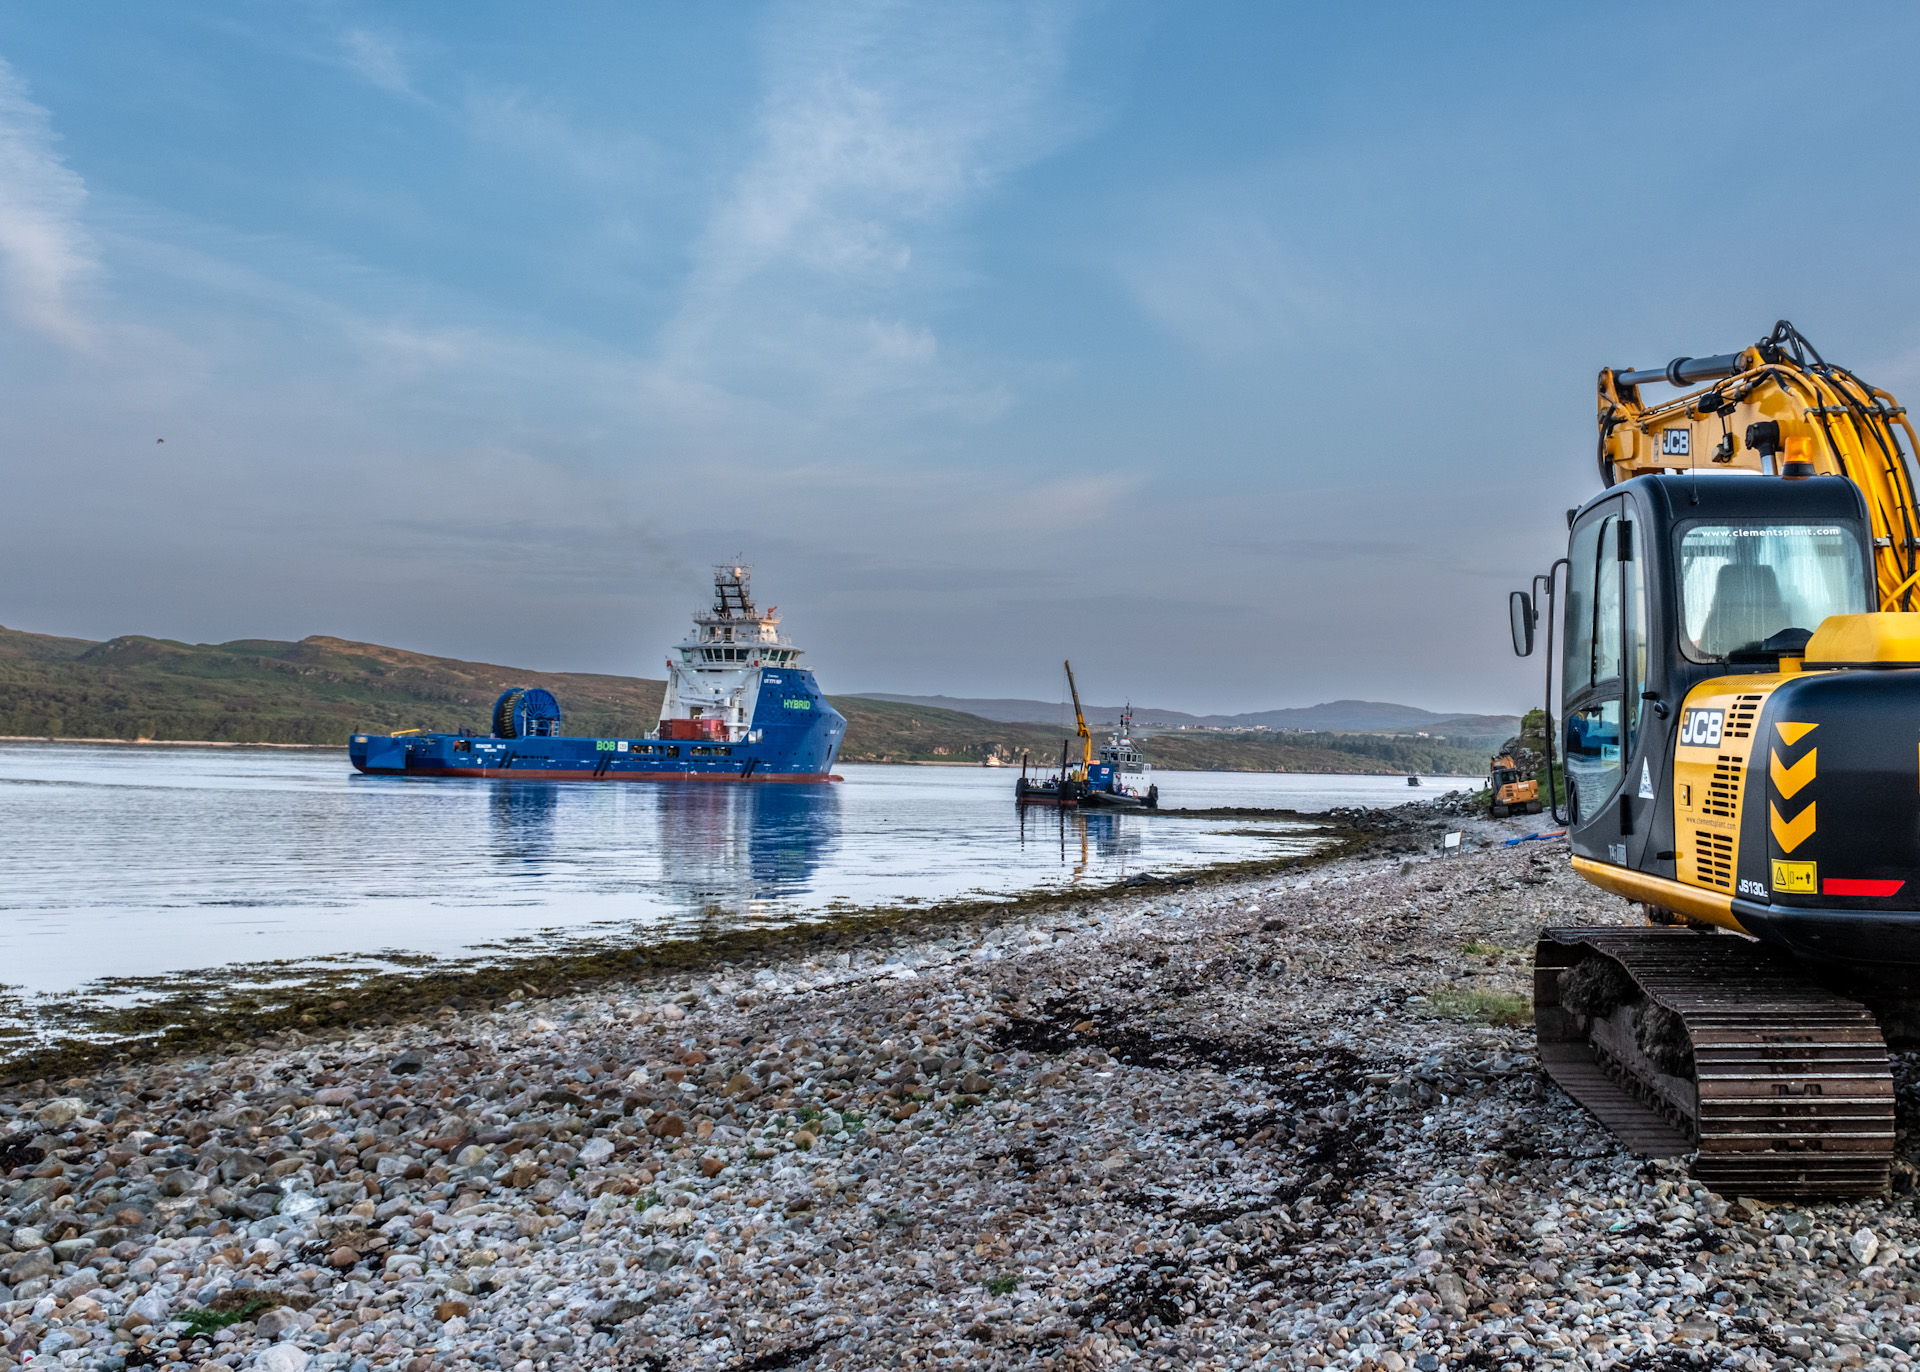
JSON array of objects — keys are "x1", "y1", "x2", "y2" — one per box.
[{"x1": 659, "y1": 564, "x2": 810, "y2": 740}]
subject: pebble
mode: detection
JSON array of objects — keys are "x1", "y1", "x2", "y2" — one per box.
[{"x1": 1, "y1": 805, "x2": 1918, "y2": 1369}]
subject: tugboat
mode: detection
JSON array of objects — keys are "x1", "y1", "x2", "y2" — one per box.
[
  {"x1": 349, "y1": 564, "x2": 845, "y2": 782},
  {"x1": 1014, "y1": 662, "x2": 1158, "y2": 808},
  {"x1": 1083, "y1": 705, "x2": 1158, "y2": 808}
]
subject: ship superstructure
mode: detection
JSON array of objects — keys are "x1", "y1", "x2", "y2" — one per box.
[
  {"x1": 1088, "y1": 705, "x2": 1154, "y2": 806},
  {"x1": 659, "y1": 564, "x2": 808, "y2": 741},
  {"x1": 348, "y1": 564, "x2": 845, "y2": 783}
]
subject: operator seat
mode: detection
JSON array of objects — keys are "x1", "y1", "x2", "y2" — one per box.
[{"x1": 1699, "y1": 562, "x2": 1791, "y2": 657}]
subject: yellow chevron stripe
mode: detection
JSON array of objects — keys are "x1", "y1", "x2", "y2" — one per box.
[
  {"x1": 1770, "y1": 799, "x2": 1817, "y2": 853},
  {"x1": 1775, "y1": 721, "x2": 1819, "y2": 746},
  {"x1": 1770, "y1": 747, "x2": 1817, "y2": 800}
]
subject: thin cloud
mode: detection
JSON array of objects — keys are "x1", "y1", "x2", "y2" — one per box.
[
  {"x1": 0, "y1": 55, "x2": 98, "y2": 347},
  {"x1": 339, "y1": 27, "x2": 420, "y2": 100},
  {"x1": 461, "y1": 85, "x2": 660, "y2": 187},
  {"x1": 1115, "y1": 201, "x2": 1341, "y2": 358},
  {"x1": 658, "y1": 0, "x2": 1090, "y2": 413}
]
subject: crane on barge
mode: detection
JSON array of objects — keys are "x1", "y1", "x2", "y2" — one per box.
[
  {"x1": 1013, "y1": 661, "x2": 1098, "y2": 807},
  {"x1": 1512, "y1": 320, "x2": 1920, "y2": 1195}
]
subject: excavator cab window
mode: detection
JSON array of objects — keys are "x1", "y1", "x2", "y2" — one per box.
[{"x1": 1679, "y1": 522, "x2": 1866, "y2": 661}]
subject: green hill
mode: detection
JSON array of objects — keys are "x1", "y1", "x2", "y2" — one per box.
[
  {"x1": 0, "y1": 624, "x2": 1493, "y2": 774},
  {"x1": 0, "y1": 627, "x2": 664, "y2": 745}
]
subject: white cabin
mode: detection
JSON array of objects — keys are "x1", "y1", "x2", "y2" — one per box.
[{"x1": 657, "y1": 564, "x2": 806, "y2": 743}]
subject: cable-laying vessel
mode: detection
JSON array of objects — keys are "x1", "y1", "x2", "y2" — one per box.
[
  {"x1": 1512, "y1": 321, "x2": 1920, "y2": 1194},
  {"x1": 349, "y1": 564, "x2": 845, "y2": 782}
]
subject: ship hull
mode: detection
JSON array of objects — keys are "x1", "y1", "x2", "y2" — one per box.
[
  {"x1": 349, "y1": 668, "x2": 845, "y2": 783},
  {"x1": 371, "y1": 766, "x2": 842, "y2": 783}
]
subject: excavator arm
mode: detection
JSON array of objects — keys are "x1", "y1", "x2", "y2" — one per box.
[{"x1": 1599, "y1": 319, "x2": 1920, "y2": 609}]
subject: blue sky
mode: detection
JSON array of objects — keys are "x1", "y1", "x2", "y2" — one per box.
[{"x1": 4, "y1": 2, "x2": 1920, "y2": 714}]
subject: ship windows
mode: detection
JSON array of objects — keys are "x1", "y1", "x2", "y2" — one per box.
[
  {"x1": 631, "y1": 743, "x2": 680, "y2": 756},
  {"x1": 691, "y1": 745, "x2": 734, "y2": 757}
]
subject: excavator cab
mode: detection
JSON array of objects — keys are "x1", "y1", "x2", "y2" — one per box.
[
  {"x1": 1516, "y1": 471, "x2": 1909, "y2": 1194},
  {"x1": 1540, "y1": 473, "x2": 1920, "y2": 957}
]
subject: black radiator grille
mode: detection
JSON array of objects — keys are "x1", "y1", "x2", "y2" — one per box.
[
  {"x1": 1725, "y1": 693, "x2": 1763, "y2": 741},
  {"x1": 1705, "y1": 757, "x2": 1743, "y2": 820},
  {"x1": 1694, "y1": 830, "x2": 1734, "y2": 889}
]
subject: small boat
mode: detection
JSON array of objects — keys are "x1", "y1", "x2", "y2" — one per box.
[
  {"x1": 1407, "y1": 775, "x2": 1421, "y2": 787},
  {"x1": 1015, "y1": 664, "x2": 1157, "y2": 808},
  {"x1": 1082, "y1": 706, "x2": 1157, "y2": 808}
]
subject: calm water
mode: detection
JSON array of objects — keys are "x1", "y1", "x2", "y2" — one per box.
[{"x1": 0, "y1": 743, "x2": 1465, "y2": 1002}]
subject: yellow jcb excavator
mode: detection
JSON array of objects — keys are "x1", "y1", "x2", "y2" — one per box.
[
  {"x1": 1488, "y1": 753, "x2": 1541, "y2": 818},
  {"x1": 1511, "y1": 320, "x2": 1920, "y2": 1195}
]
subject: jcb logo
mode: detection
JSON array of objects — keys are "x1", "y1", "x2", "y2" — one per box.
[
  {"x1": 1678, "y1": 707, "x2": 1724, "y2": 748},
  {"x1": 1661, "y1": 428, "x2": 1691, "y2": 457}
]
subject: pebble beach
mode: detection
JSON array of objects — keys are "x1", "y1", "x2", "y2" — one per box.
[{"x1": 5, "y1": 806, "x2": 1920, "y2": 1371}]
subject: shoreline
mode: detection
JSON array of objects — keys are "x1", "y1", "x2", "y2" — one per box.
[
  {"x1": 0, "y1": 735, "x2": 1485, "y2": 781},
  {"x1": 0, "y1": 737, "x2": 344, "y2": 750},
  {"x1": 0, "y1": 815, "x2": 1374, "y2": 1085},
  {"x1": 2, "y1": 806, "x2": 1904, "y2": 1371}
]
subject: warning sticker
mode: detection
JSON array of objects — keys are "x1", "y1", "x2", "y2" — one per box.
[
  {"x1": 1772, "y1": 860, "x2": 1817, "y2": 894},
  {"x1": 1638, "y1": 759, "x2": 1655, "y2": 800}
]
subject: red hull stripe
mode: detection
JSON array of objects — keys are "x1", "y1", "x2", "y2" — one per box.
[
  {"x1": 1824, "y1": 878, "x2": 1906, "y2": 897},
  {"x1": 355, "y1": 766, "x2": 841, "y2": 783}
]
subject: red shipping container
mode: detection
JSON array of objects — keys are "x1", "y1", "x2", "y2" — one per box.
[{"x1": 660, "y1": 717, "x2": 729, "y2": 741}]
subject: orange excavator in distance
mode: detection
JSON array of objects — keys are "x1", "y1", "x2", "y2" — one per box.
[
  {"x1": 1487, "y1": 752, "x2": 1542, "y2": 818},
  {"x1": 1511, "y1": 320, "x2": 1920, "y2": 1195}
]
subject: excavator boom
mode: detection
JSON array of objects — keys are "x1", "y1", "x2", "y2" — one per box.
[{"x1": 1600, "y1": 319, "x2": 1920, "y2": 609}]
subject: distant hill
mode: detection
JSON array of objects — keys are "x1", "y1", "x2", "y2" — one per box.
[
  {"x1": 850, "y1": 692, "x2": 1514, "y2": 737},
  {"x1": 0, "y1": 625, "x2": 666, "y2": 744},
  {"x1": 0, "y1": 624, "x2": 1494, "y2": 774}
]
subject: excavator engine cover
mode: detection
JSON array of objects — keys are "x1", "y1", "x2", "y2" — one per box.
[{"x1": 1729, "y1": 669, "x2": 1920, "y2": 974}]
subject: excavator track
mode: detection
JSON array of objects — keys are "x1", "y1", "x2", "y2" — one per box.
[{"x1": 1534, "y1": 927, "x2": 1894, "y2": 1197}]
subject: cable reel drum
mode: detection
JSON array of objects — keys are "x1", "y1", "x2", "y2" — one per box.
[{"x1": 491, "y1": 687, "x2": 563, "y2": 739}]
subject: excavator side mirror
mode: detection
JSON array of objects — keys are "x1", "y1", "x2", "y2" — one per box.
[{"x1": 1510, "y1": 590, "x2": 1535, "y2": 657}]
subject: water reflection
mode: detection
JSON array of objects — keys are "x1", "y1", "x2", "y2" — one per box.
[
  {"x1": 489, "y1": 781, "x2": 560, "y2": 867},
  {"x1": 649, "y1": 782, "x2": 840, "y2": 918},
  {"x1": 1017, "y1": 806, "x2": 1145, "y2": 883},
  {"x1": 0, "y1": 746, "x2": 1347, "y2": 1000}
]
